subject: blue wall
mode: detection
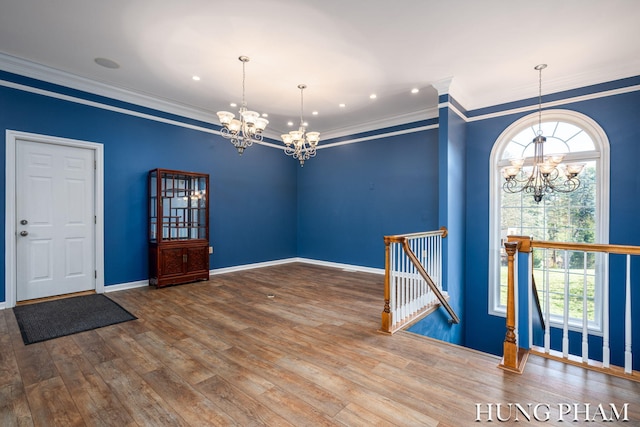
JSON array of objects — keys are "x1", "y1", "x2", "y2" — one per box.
[
  {"x1": 409, "y1": 98, "x2": 466, "y2": 344},
  {"x1": 296, "y1": 128, "x2": 439, "y2": 269},
  {"x1": 0, "y1": 72, "x2": 297, "y2": 302},
  {"x1": 464, "y1": 79, "x2": 640, "y2": 367}
]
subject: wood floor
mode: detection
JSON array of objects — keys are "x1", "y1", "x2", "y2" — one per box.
[{"x1": 1, "y1": 263, "x2": 638, "y2": 426}]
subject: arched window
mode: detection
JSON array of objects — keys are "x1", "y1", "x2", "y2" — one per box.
[{"x1": 489, "y1": 110, "x2": 610, "y2": 331}]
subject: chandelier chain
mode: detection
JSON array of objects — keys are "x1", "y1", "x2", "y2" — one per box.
[
  {"x1": 537, "y1": 66, "x2": 543, "y2": 135},
  {"x1": 241, "y1": 59, "x2": 246, "y2": 108},
  {"x1": 501, "y1": 64, "x2": 584, "y2": 203},
  {"x1": 299, "y1": 86, "x2": 304, "y2": 126}
]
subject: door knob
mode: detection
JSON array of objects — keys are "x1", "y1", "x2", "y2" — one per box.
[
  {"x1": 20, "y1": 219, "x2": 28, "y2": 225},
  {"x1": 20, "y1": 230, "x2": 28, "y2": 236}
]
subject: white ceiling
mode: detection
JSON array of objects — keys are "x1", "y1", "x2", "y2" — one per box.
[{"x1": 1, "y1": 0, "x2": 639, "y2": 140}]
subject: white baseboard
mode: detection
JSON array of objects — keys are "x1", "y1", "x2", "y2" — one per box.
[
  {"x1": 104, "y1": 279, "x2": 149, "y2": 293},
  {"x1": 210, "y1": 258, "x2": 298, "y2": 275},
  {"x1": 209, "y1": 257, "x2": 384, "y2": 276},
  {"x1": 295, "y1": 258, "x2": 385, "y2": 275},
  {"x1": 0, "y1": 302, "x2": 6, "y2": 310}
]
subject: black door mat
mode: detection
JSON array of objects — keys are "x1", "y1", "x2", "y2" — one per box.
[{"x1": 13, "y1": 293, "x2": 137, "y2": 345}]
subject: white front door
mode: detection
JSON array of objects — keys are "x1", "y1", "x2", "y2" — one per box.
[{"x1": 16, "y1": 139, "x2": 96, "y2": 301}]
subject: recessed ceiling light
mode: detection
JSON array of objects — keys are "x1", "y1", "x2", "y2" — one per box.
[
  {"x1": 411, "y1": 88, "x2": 420, "y2": 94},
  {"x1": 302, "y1": 121, "x2": 308, "y2": 127},
  {"x1": 312, "y1": 111, "x2": 319, "y2": 116},
  {"x1": 370, "y1": 94, "x2": 377, "y2": 99},
  {"x1": 287, "y1": 121, "x2": 294, "y2": 126},
  {"x1": 339, "y1": 103, "x2": 346, "y2": 108},
  {"x1": 261, "y1": 113, "x2": 268, "y2": 117},
  {"x1": 94, "y1": 57, "x2": 120, "y2": 69},
  {"x1": 230, "y1": 102, "x2": 237, "y2": 108},
  {"x1": 192, "y1": 75, "x2": 201, "y2": 81}
]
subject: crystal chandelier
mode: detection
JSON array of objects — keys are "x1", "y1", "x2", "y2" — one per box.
[
  {"x1": 216, "y1": 56, "x2": 269, "y2": 155},
  {"x1": 281, "y1": 84, "x2": 320, "y2": 166},
  {"x1": 502, "y1": 64, "x2": 584, "y2": 203}
]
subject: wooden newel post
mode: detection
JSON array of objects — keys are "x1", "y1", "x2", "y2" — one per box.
[
  {"x1": 380, "y1": 237, "x2": 392, "y2": 333},
  {"x1": 499, "y1": 240, "x2": 528, "y2": 373}
]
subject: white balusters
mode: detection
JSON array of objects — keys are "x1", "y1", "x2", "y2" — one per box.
[
  {"x1": 390, "y1": 239, "x2": 397, "y2": 328},
  {"x1": 511, "y1": 237, "x2": 636, "y2": 376},
  {"x1": 625, "y1": 254, "x2": 632, "y2": 374},
  {"x1": 544, "y1": 251, "x2": 551, "y2": 354},
  {"x1": 581, "y1": 252, "x2": 589, "y2": 363},
  {"x1": 562, "y1": 250, "x2": 570, "y2": 358},
  {"x1": 603, "y1": 253, "x2": 610, "y2": 368},
  {"x1": 385, "y1": 230, "x2": 447, "y2": 330}
]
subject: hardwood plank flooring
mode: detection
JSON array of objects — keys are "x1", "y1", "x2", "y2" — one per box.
[{"x1": 1, "y1": 263, "x2": 639, "y2": 426}]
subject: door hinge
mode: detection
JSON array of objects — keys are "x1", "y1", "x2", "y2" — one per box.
[
  {"x1": 95, "y1": 270, "x2": 97, "y2": 279},
  {"x1": 95, "y1": 215, "x2": 97, "y2": 224},
  {"x1": 94, "y1": 160, "x2": 97, "y2": 170}
]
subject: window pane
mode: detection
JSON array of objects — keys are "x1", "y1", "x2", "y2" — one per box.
[
  {"x1": 498, "y1": 119, "x2": 598, "y2": 323},
  {"x1": 539, "y1": 122, "x2": 557, "y2": 138},
  {"x1": 502, "y1": 121, "x2": 596, "y2": 161},
  {"x1": 566, "y1": 131, "x2": 596, "y2": 152},
  {"x1": 542, "y1": 137, "x2": 570, "y2": 155}
]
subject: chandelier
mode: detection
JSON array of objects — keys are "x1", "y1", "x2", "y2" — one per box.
[
  {"x1": 216, "y1": 56, "x2": 269, "y2": 155},
  {"x1": 502, "y1": 64, "x2": 584, "y2": 203},
  {"x1": 281, "y1": 84, "x2": 320, "y2": 166}
]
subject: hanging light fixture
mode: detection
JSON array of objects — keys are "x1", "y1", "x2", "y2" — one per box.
[
  {"x1": 502, "y1": 64, "x2": 584, "y2": 203},
  {"x1": 216, "y1": 56, "x2": 269, "y2": 155},
  {"x1": 281, "y1": 84, "x2": 320, "y2": 167}
]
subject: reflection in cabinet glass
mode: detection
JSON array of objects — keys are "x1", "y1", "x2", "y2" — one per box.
[{"x1": 149, "y1": 169, "x2": 210, "y2": 287}]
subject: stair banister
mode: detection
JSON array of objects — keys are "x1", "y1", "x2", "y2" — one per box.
[
  {"x1": 381, "y1": 227, "x2": 456, "y2": 334},
  {"x1": 501, "y1": 235, "x2": 639, "y2": 380}
]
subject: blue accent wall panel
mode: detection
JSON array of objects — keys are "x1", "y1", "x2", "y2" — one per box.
[
  {"x1": 296, "y1": 130, "x2": 439, "y2": 269},
  {"x1": 0, "y1": 83, "x2": 297, "y2": 301},
  {"x1": 410, "y1": 106, "x2": 466, "y2": 344},
  {"x1": 443, "y1": 108, "x2": 466, "y2": 344}
]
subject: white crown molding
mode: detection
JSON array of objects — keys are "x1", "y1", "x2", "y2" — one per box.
[
  {"x1": 4, "y1": 52, "x2": 635, "y2": 145},
  {"x1": 0, "y1": 52, "x2": 218, "y2": 125},
  {"x1": 468, "y1": 84, "x2": 640, "y2": 123},
  {"x1": 431, "y1": 77, "x2": 472, "y2": 113},
  {"x1": 432, "y1": 77, "x2": 454, "y2": 96},
  {"x1": 464, "y1": 62, "x2": 640, "y2": 111},
  {"x1": 320, "y1": 107, "x2": 438, "y2": 141},
  {"x1": 0, "y1": 53, "x2": 436, "y2": 143},
  {"x1": 318, "y1": 124, "x2": 438, "y2": 150}
]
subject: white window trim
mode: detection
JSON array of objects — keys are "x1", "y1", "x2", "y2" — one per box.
[{"x1": 488, "y1": 110, "x2": 610, "y2": 331}]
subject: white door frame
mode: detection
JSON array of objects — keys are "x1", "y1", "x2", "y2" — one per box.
[{"x1": 5, "y1": 130, "x2": 104, "y2": 308}]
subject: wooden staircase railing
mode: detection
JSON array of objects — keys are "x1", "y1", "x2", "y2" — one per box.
[
  {"x1": 380, "y1": 227, "x2": 459, "y2": 334},
  {"x1": 500, "y1": 236, "x2": 639, "y2": 381}
]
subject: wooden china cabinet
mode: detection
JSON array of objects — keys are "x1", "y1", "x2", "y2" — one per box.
[{"x1": 148, "y1": 169, "x2": 210, "y2": 287}]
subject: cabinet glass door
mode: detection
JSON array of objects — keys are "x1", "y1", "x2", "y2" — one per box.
[{"x1": 150, "y1": 170, "x2": 208, "y2": 242}]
